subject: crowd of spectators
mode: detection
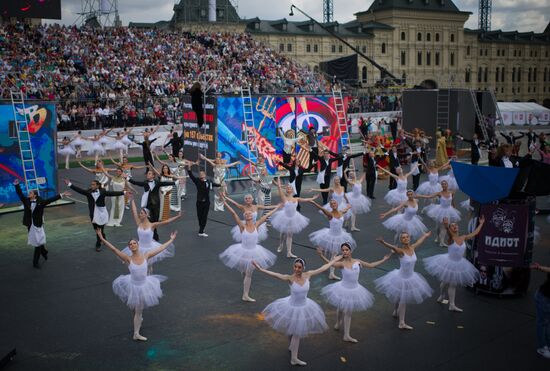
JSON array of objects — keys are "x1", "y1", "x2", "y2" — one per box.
[{"x1": 1, "y1": 23, "x2": 330, "y2": 129}]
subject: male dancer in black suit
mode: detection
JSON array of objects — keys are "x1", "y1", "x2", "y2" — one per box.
[
  {"x1": 388, "y1": 145, "x2": 400, "y2": 190},
  {"x1": 14, "y1": 179, "x2": 69, "y2": 268},
  {"x1": 456, "y1": 134, "x2": 482, "y2": 165},
  {"x1": 333, "y1": 146, "x2": 363, "y2": 191},
  {"x1": 187, "y1": 165, "x2": 221, "y2": 237},
  {"x1": 362, "y1": 148, "x2": 377, "y2": 199},
  {"x1": 278, "y1": 156, "x2": 316, "y2": 211},
  {"x1": 135, "y1": 124, "x2": 160, "y2": 172},
  {"x1": 310, "y1": 149, "x2": 341, "y2": 204},
  {"x1": 129, "y1": 170, "x2": 175, "y2": 241},
  {"x1": 65, "y1": 178, "x2": 126, "y2": 251}
]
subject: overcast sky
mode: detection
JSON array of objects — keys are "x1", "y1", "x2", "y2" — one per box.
[{"x1": 52, "y1": 0, "x2": 549, "y2": 33}]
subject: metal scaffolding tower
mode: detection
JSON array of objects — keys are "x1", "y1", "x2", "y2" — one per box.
[
  {"x1": 478, "y1": 0, "x2": 492, "y2": 33},
  {"x1": 323, "y1": 0, "x2": 333, "y2": 23},
  {"x1": 76, "y1": 0, "x2": 121, "y2": 27}
]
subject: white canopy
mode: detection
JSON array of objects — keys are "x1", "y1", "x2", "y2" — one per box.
[{"x1": 498, "y1": 102, "x2": 550, "y2": 125}]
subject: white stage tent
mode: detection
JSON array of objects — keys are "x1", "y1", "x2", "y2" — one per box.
[{"x1": 498, "y1": 102, "x2": 550, "y2": 125}]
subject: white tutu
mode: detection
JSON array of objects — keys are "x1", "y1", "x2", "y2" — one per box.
[
  {"x1": 424, "y1": 254, "x2": 479, "y2": 287},
  {"x1": 345, "y1": 191, "x2": 371, "y2": 214},
  {"x1": 99, "y1": 136, "x2": 110, "y2": 145},
  {"x1": 58, "y1": 146, "x2": 76, "y2": 156},
  {"x1": 374, "y1": 253, "x2": 432, "y2": 304},
  {"x1": 384, "y1": 188, "x2": 408, "y2": 207},
  {"x1": 382, "y1": 213, "x2": 427, "y2": 240},
  {"x1": 231, "y1": 223, "x2": 268, "y2": 242},
  {"x1": 112, "y1": 140, "x2": 128, "y2": 151},
  {"x1": 424, "y1": 204, "x2": 461, "y2": 223},
  {"x1": 72, "y1": 138, "x2": 84, "y2": 147},
  {"x1": 262, "y1": 280, "x2": 328, "y2": 337},
  {"x1": 440, "y1": 173, "x2": 458, "y2": 191},
  {"x1": 122, "y1": 227, "x2": 175, "y2": 265},
  {"x1": 112, "y1": 261, "x2": 166, "y2": 310},
  {"x1": 416, "y1": 181, "x2": 442, "y2": 195},
  {"x1": 321, "y1": 282, "x2": 374, "y2": 313},
  {"x1": 309, "y1": 217, "x2": 356, "y2": 255},
  {"x1": 88, "y1": 141, "x2": 106, "y2": 156},
  {"x1": 270, "y1": 202, "x2": 309, "y2": 234},
  {"x1": 219, "y1": 229, "x2": 276, "y2": 273}
]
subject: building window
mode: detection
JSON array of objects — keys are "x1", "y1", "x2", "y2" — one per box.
[
  {"x1": 496, "y1": 67, "x2": 500, "y2": 82},
  {"x1": 484, "y1": 67, "x2": 488, "y2": 82},
  {"x1": 514, "y1": 50, "x2": 517, "y2": 57},
  {"x1": 512, "y1": 67, "x2": 516, "y2": 82},
  {"x1": 417, "y1": 32, "x2": 422, "y2": 41},
  {"x1": 314, "y1": 44, "x2": 318, "y2": 53},
  {"x1": 400, "y1": 51, "x2": 406, "y2": 66},
  {"x1": 519, "y1": 50, "x2": 521, "y2": 57},
  {"x1": 467, "y1": 45, "x2": 470, "y2": 56},
  {"x1": 287, "y1": 43, "x2": 292, "y2": 52},
  {"x1": 465, "y1": 69, "x2": 471, "y2": 83},
  {"x1": 306, "y1": 44, "x2": 311, "y2": 53},
  {"x1": 435, "y1": 33, "x2": 440, "y2": 42},
  {"x1": 485, "y1": 49, "x2": 488, "y2": 56},
  {"x1": 435, "y1": 52, "x2": 440, "y2": 66},
  {"x1": 534, "y1": 68, "x2": 537, "y2": 82},
  {"x1": 518, "y1": 68, "x2": 522, "y2": 82},
  {"x1": 518, "y1": 87, "x2": 520, "y2": 93},
  {"x1": 381, "y1": 43, "x2": 386, "y2": 54},
  {"x1": 279, "y1": 43, "x2": 284, "y2": 52},
  {"x1": 450, "y1": 52, "x2": 455, "y2": 66},
  {"x1": 427, "y1": 33, "x2": 431, "y2": 41},
  {"x1": 417, "y1": 51, "x2": 422, "y2": 65},
  {"x1": 362, "y1": 66, "x2": 367, "y2": 83},
  {"x1": 501, "y1": 68, "x2": 505, "y2": 82},
  {"x1": 478, "y1": 67, "x2": 483, "y2": 83},
  {"x1": 450, "y1": 34, "x2": 455, "y2": 42},
  {"x1": 339, "y1": 45, "x2": 343, "y2": 53},
  {"x1": 426, "y1": 51, "x2": 431, "y2": 66},
  {"x1": 528, "y1": 87, "x2": 531, "y2": 93},
  {"x1": 528, "y1": 67, "x2": 532, "y2": 82},
  {"x1": 497, "y1": 50, "x2": 500, "y2": 57},
  {"x1": 480, "y1": 48, "x2": 483, "y2": 56},
  {"x1": 331, "y1": 44, "x2": 336, "y2": 53},
  {"x1": 530, "y1": 51, "x2": 533, "y2": 57},
  {"x1": 401, "y1": 31, "x2": 406, "y2": 41},
  {"x1": 544, "y1": 67, "x2": 547, "y2": 82},
  {"x1": 535, "y1": 51, "x2": 537, "y2": 57},
  {"x1": 362, "y1": 46, "x2": 366, "y2": 53}
]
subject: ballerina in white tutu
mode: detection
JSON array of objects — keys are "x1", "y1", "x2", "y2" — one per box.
[
  {"x1": 344, "y1": 171, "x2": 371, "y2": 232},
  {"x1": 271, "y1": 177, "x2": 315, "y2": 258},
  {"x1": 110, "y1": 131, "x2": 129, "y2": 162},
  {"x1": 380, "y1": 189, "x2": 428, "y2": 242},
  {"x1": 316, "y1": 243, "x2": 392, "y2": 343},
  {"x1": 308, "y1": 198, "x2": 354, "y2": 280},
  {"x1": 440, "y1": 166, "x2": 458, "y2": 192},
  {"x1": 225, "y1": 194, "x2": 276, "y2": 242},
  {"x1": 121, "y1": 127, "x2": 133, "y2": 149},
  {"x1": 422, "y1": 180, "x2": 461, "y2": 246},
  {"x1": 309, "y1": 176, "x2": 352, "y2": 221},
  {"x1": 71, "y1": 131, "x2": 85, "y2": 158},
  {"x1": 416, "y1": 159, "x2": 450, "y2": 199},
  {"x1": 219, "y1": 199, "x2": 280, "y2": 302},
  {"x1": 96, "y1": 229, "x2": 177, "y2": 341},
  {"x1": 375, "y1": 231, "x2": 433, "y2": 330},
  {"x1": 252, "y1": 255, "x2": 343, "y2": 366},
  {"x1": 58, "y1": 136, "x2": 76, "y2": 169},
  {"x1": 84, "y1": 134, "x2": 107, "y2": 164},
  {"x1": 424, "y1": 216, "x2": 485, "y2": 312},
  {"x1": 122, "y1": 198, "x2": 181, "y2": 273},
  {"x1": 377, "y1": 165, "x2": 417, "y2": 207}
]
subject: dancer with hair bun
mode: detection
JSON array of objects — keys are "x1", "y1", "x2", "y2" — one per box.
[
  {"x1": 122, "y1": 198, "x2": 180, "y2": 273},
  {"x1": 253, "y1": 255, "x2": 343, "y2": 366},
  {"x1": 270, "y1": 177, "x2": 315, "y2": 258},
  {"x1": 308, "y1": 198, "x2": 354, "y2": 280},
  {"x1": 96, "y1": 229, "x2": 177, "y2": 342},
  {"x1": 375, "y1": 231, "x2": 433, "y2": 330},
  {"x1": 58, "y1": 136, "x2": 76, "y2": 169},
  {"x1": 309, "y1": 176, "x2": 352, "y2": 221},
  {"x1": 377, "y1": 165, "x2": 417, "y2": 207},
  {"x1": 416, "y1": 159, "x2": 450, "y2": 198},
  {"x1": 316, "y1": 243, "x2": 392, "y2": 343},
  {"x1": 380, "y1": 189, "x2": 428, "y2": 242},
  {"x1": 344, "y1": 171, "x2": 371, "y2": 232},
  {"x1": 219, "y1": 199, "x2": 280, "y2": 302},
  {"x1": 422, "y1": 180, "x2": 461, "y2": 247},
  {"x1": 424, "y1": 216, "x2": 485, "y2": 312},
  {"x1": 225, "y1": 194, "x2": 275, "y2": 242}
]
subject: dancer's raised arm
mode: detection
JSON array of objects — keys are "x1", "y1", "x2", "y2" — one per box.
[
  {"x1": 146, "y1": 231, "x2": 178, "y2": 259},
  {"x1": 151, "y1": 212, "x2": 182, "y2": 229},
  {"x1": 307, "y1": 199, "x2": 332, "y2": 218},
  {"x1": 462, "y1": 216, "x2": 485, "y2": 240},
  {"x1": 130, "y1": 198, "x2": 141, "y2": 225},
  {"x1": 256, "y1": 205, "x2": 281, "y2": 227},
  {"x1": 224, "y1": 196, "x2": 245, "y2": 212},
  {"x1": 252, "y1": 262, "x2": 291, "y2": 282},
  {"x1": 376, "y1": 165, "x2": 399, "y2": 180},
  {"x1": 199, "y1": 154, "x2": 216, "y2": 166},
  {"x1": 358, "y1": 253, "x2": 393, "y2": 269},
  {"x1": 305, "y1": 255, "x2": 343, "y2": 277},
  {"x1": 380, "y1": 200, "x2": 407, "y2": 219},
  {"x1": 411, "y1": 231, "x2": 432, "y2": 250},
  {"x1": 223, "y1": 199, "x2": 243, "y2": 228},
  {"x1": 376, "y1": 237, "x2": 403, "y2": 255},
  {"x1": 96, "y1": 229, "x2": 130, "y2": 263}
]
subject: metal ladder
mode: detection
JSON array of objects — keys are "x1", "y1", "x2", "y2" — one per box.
[
  {"x1": 469, "y1": 89, "x2": 489, "y2": 140},
  {"x1": 10, "y1": 90, "x2": 42, "y2": 194},
  {"x1": 436, "y1": 89, "x2": 450, "y2": 131},
  {"x1": 332, "y1": 87, "x2": 355, "y2": 174},
  {"x1": 489, "y1": 88, "x2": 504, "y2": 126},
  {"x1": 240, "y1": 86, "x2": 259, "y2": 178}
]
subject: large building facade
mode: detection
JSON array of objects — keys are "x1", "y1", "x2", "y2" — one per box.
[{"x1": 158, "y1": 1, "x2": 549, "y2": 105}]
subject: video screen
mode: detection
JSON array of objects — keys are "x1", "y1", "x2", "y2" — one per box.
[{"x1": 1, "y1": 0, "x2": 62, "y2": 20}]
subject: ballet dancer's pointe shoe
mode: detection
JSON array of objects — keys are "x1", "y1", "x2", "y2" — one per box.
[
  {"x1": 242, "y1": 295, "x2": 256, "y2": 302},
  {"x1": 392, "y1": 310, "x2": 398, "y2": 318},
  {"x1": 287, "y1": 252, "x2": 297, "y2": 258},
  {"x1": 436, "y1": 296, "x2": 449, "y2": 304},
  {"x1": 449, "y1": 305, "x2": 463, "y2": 312},
  {"x1": 343, "y1": 336, "x2": 358, "y2": 343},
  {"x1": 290, "y1": 358, "x2": 307, "y2": 366},
  {"x1": 277, "y1": 244, "x2": 283, "y2": 253},
  {"x1": 133, "y1": 334, "x2": 148, "y2": 341},
  {"x1": 351, "y1": 227, "x2": 361, "y2": 232},
  {"x1": 334, "y1": 322, "x2": 340, "y2": 330},
  {"x1": 398, "y1": 323, "x2": 413, "y2": 330},
  {"x1": 328, "y1": 274, "x2": 341, "y2": 280}
]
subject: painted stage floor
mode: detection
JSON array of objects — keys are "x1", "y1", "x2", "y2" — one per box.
[{"x1": 1, "y1": 167, "x2": 549, "y2": 371}]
